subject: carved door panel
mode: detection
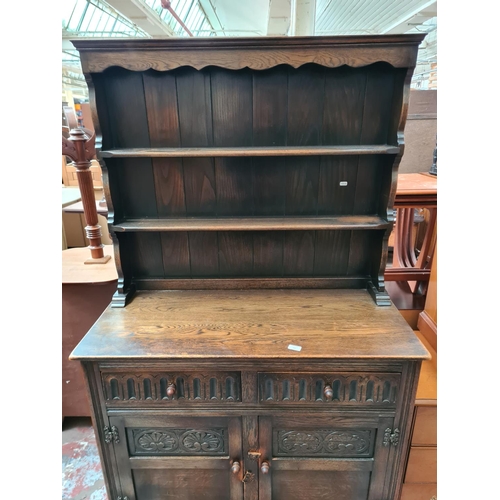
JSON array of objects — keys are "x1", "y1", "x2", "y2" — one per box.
[
  {"x1": 258, "y1": 414, "x2": 395, "y2": 500},
  {"x1": 109, "y1": 414, "x2": 244, "y2": 500}
]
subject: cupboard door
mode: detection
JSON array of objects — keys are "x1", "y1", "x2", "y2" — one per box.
[
  {"x1": 258, "y1": 414, "x2": 394, "y2": 500},
  {"x1": 109, "y1": 415, "x2": 244, "y2": 500}
]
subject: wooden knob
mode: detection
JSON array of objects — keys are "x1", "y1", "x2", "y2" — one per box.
[
  {"x1": 324, "y1": 385, "x2": 333, "y2": 401},
  {"x1": 260, "y1": 461, "x2": 270, "y2": 474},
  {"x1": 231, "y1": 461, "x2": 241, "y2": 474},
  {"x1": 166, "y1": 383, "x2": 176, "y2": 397}
]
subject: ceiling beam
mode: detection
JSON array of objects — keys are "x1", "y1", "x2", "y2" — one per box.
[
  {"x1": 199, "y1": 0, "x2": 224, "y2": 35},
  {"x1": 383, "y1": 0, "x2": 437, "y2": 34},
  {"x1": 106, "y1": 0, "x2": 175, "y2": 36},
  {"x1": 267, "y1": 0, "x2": 292, "y2": 36},
  {"x1": 291, "y1": 0, "x2": 316, "y2": 36}
]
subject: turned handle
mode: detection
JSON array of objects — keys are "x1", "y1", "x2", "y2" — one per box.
[
  {"x1": 324, "y1": 385, "x2": 333, "y2": 401},
  {"x1": 166, "y1": 383, "x2": 176, "y2": 397},
  {"x1": 231, "y1": 461, "x2": 241, "y2": 474},
  {"x1": 260, "y1": 461, "x2": 270, "y2": 474}
]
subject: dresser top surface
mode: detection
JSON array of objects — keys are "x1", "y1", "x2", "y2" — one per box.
[{"x1": 71, "y1": 289, "x2": 430, "y2": 361}]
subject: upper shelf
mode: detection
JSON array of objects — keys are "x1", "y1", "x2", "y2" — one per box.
[
  {"x1": 112, "y1": 216, "x2": 391, "y2": 232},
  {"x1": 100, "y1": 145, "x2": 400, "y2": 158}
]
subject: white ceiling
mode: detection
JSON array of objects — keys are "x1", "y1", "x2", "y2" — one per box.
[
  {"x1": 209, "y1": 0, "x2": 271, "y2": 36},
  {"x1": 315, "y1": 0, "x2": 437, "y2": 35}
]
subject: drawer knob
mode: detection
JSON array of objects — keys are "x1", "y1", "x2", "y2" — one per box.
[
  {"x1": 166, "y1": 383, "x2": 176, "y2": 397},
  {"x1": 260, "y1": 461, "x2": 270, "y2": 474},
  {"x1": 230, "y1": 461, "x2": 241, "y2": 474},
  {"x1": 324, "y1": 385, "x2": 333, "y2": 401}
]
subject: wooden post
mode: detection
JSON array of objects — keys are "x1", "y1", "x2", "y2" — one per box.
[{"x1": 62, "y1": 112, "x2": 110, "y2": 264}]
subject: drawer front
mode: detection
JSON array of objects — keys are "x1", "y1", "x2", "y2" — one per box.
[
  {"x1": 412, "y1": 406, "x2": 437, "y2": 446},
  {"x1": 404, "y1": 447, "x2": 437, "y2": 483},
  {"x1": 101, "y1": 370, "x2": 241, "y2": 405},
  {"x1": 258, "y1": 372, "x2": 400, "y2": 406}
]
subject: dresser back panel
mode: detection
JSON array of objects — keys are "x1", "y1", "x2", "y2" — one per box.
[
  {"x1": 116, "y1": 229, "x2": 384, "y2": 281},
  {"x1": 105, "y1": 155, "x2": 394, "y2": 220},
  {"x1": 93, "y1": 63, "x2": 405, "y2": 150}
]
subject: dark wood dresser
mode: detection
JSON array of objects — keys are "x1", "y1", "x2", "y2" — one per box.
[{"x1": 70, "y1": 35, "x2": 430, "y2": 500}]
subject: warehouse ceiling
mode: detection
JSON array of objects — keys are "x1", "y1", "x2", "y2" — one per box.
[{"x1": 62, "y1": 0, "x2": 437, "y2": 100}]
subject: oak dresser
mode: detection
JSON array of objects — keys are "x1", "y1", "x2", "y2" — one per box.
[{"x1": 70, "y1": 35, "x2": 430, "y2": 500}]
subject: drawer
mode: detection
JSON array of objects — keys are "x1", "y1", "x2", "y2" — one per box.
[
  {"x1": 401, "y1": 483, "x2": 437, "y2": 500},
  {"x1": 412, "y1": 406, "x2": 437, "y2": 446},
  {"x1": 258, "y1": 372, "x2": 401, "y2": 406},
  {"x1": 100, "y1": 370, "x2": 241, "y2": 405},
  {"x1": 404, "y1": 447, "x2": 437, "y2": 483}
]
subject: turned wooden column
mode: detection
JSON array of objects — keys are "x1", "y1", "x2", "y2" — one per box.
[{"x1": 62, "y1": 113, "x2": 110, "y2": 264}]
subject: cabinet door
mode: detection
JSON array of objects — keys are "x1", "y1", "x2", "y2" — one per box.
[
  {"x1": 109, "y1": 415, "x2": 244, "y2": 500},
  {"x1": 258, "y1": 414, "x2": 394, "y2": 500}
]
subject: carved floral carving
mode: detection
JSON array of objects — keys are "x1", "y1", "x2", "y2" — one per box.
[
  {"x1": 137, "y1": 431, "x2": 178, "y2": 452},
  {"x1": 276, "y1": 429, "x2": 372, "y2": 457},
  {"x1": 181, "y1": 430, "x2": 224, "y2": 453},
  {"x1": 132, "y1": 428, "x2": 226, "y2": 456}
]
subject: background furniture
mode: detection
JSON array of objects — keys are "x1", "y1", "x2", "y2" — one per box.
[
  {"x1": 417, "y1": 243, "x2": 437, "y2": 352},
  {"x1": 71, "y1": 35, "x2": 429, "y2": 500},
  {"x1": 385, "y1": 172, "x2": 437, "y2": 328},
  {"x1": 62, "y1": 107, "x2": 110, "y2": 263},
  {"x1": 399, "y1": 90, "x2": 437, "y2": 175},
  {"x1": 401, "y1": 329, "x2": 437, "y2": 500},
  {"x1": 62, "y1": 186, "x2": 81, "y2": 250},
  {"x1": 62, "y1": 199, "x2": 112, "y2": 247},
  {"x1": 386, "y1": 173, "x2": 437, "y2": 293},
  {"x1": 400, "y1": 230, "x2": 437, "y2": 498},
  {"x1": 62, "y1": 246, "x2": 117, "y2": 417}
]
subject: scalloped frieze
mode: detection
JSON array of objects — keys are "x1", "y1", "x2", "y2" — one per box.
[{"x1": 81, "y1": 45, "x2": 418, "y2": 73}]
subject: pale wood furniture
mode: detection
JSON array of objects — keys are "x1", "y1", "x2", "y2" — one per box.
[
  {"x1": 62, "y1": 245, "x2": 117, "y2": 417},
  {"x1": 401, "y1": 330, "x2": 437, "y2": 500},
  {"x1": 62, "y1": 187, "x2": 81, "y2": 250},
  {"x1": 417, "y1": 244, "x2": 437, "y2": 352},
  {"x1": 70, "y1": 35, "x2": 429, "y2": 500}
]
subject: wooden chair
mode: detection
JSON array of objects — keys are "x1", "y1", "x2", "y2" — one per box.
[{"x1": 385, "y1": 172, "x2": 437, "y2": 296}]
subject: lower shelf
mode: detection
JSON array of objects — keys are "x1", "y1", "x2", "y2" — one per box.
[{"x1": 112, "y1": 216, "x2": 391, "y2": 232}]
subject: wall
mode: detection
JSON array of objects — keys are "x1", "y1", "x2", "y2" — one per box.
[{"x1": 399, "y1": 90, "x2": 437, "y2": 174}]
